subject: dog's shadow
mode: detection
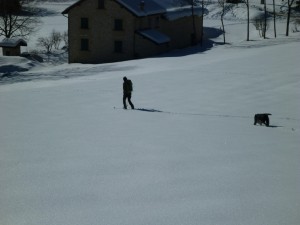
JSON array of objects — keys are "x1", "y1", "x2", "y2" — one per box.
[
  {"x1": 253, "y1": 124, "x2": 283, "y2": 128},
  {"x1": 266, "y1": 125, "x2": 283, "y2": 128}
]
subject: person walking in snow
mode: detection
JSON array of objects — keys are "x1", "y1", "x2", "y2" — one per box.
[{"x1": 123, "y1": 76, "x2": 134, "y2": 109}]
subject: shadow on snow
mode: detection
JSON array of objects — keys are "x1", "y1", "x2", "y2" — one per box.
[{"x1": 134, "y1": 108, "x2": 288, "y2": 128}]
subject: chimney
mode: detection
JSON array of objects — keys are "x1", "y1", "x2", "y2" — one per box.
[{"x1": 140, "y1": 1, "x2": 145, "y2": 11}]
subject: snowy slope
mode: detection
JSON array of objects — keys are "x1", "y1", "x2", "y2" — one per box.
[{"x1": 0, "y1": 1, "x2": 300, "y2": 225}]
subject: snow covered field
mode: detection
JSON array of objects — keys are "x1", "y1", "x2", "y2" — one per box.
[{"x1": 1, "y1": 1, "x2": 300, "y2": 225}]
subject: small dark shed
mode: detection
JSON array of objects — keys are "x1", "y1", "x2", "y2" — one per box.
[{"x1": 0, "y1": 38, "x2": 27, "y2": 56}]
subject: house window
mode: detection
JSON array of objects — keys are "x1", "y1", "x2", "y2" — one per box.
[
  {"x1": 148, "y1": 18, "x2": 153, "y2": 28},
  {"x1": 155, "y1": 17, "x2": 160, "y2": 28},
  {"x1": 98, "y1": 0, "x2": 104, "y2": 9},
  {"x1": 81, "y1": 38, "x2": 89, "y2": 51},
  {"x1": 81, "y1": 17, "x2": 89, "y2": 29},
  {"x1": 114, "y1": 41, "x2": 123, "y2": 53},
  {"x1": 114, "y1": 19, "x2": 123, "y2": 31}
]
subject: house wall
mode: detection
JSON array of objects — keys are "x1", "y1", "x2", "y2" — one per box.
[
  {"x1": 134, "y1": 33, "x2": 169, "y2": 58},
  {"x1": 159, "y1": 15, "x2": 203, "y2": 49},
  {"x1": 68, "y1": 0, "x2": 136, "y2": 63},
  {"x1": 2, "y1": 47, "x2": 21, "y2": 56},
  {"x1": 67, "y1": 0, "x2": 203, "y2": 64},
  {"x1": 133, "y1": 15, "x2": 170, "y2": 58}
]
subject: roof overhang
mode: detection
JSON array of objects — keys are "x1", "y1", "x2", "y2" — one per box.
[
  {"x1": 136, "y1": 29, "x2": 170, "y2": 45},
  {"x1": 164, "y1": 6, "x2": 208, "y2": 21},
  {"x1": 62, "y1": 0, "x2": 166, "y2": 16},
  {"x1": 62, "y1": 0, "x2": 85, "y2": 14},
  {"x1": 115, "y1": 0, "x2": 165, "y2": 17},
  {"x1": 0, "y1": 38, "x2": 27, "y2": 48}
]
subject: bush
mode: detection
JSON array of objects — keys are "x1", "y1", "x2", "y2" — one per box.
[
  {"x1": 253, "y1": 16, "x2": 270, "y2": 37},
  {"x1": 36, "y1": 30, "x2": 67, "y2": 53}
]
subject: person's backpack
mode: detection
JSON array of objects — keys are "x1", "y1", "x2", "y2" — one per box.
[{"x1": 128, "y1": 79, "x2": 133, "y2": 92}]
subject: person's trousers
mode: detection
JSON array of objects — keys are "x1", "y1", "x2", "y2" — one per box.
[{"x1": 123, "y1": 93, "x2": 134, "y2": 109}]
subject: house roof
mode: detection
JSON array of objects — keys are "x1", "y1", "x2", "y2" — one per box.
[
  {"x1": 62, "y1": 0, "x2": 206, "y2": 19},
  {"x1": 62, "y1": 0, "x2": 165, "y2": 16},
  {"x1": 136, "y1": 29, "x2": 170, "y2": 45},
  {"x1": 115, "y1": 0, "x2": 165, "y2": 17},
  {"x1": 164, "y1": 6, "x2": 208, "y2": 21},
  {"x1": 0, "y1": 38, "x2": 27, "y2": 48},
  {"x1": 62, "y1": 0, "x2": 85, "y2": 14}
]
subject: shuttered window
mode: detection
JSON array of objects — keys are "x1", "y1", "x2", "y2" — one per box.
[
  {"x1": 81, "y1": 18, "x2": 89, "y2": 29},
  {"x1": 114, "y1": 41, "x2": 123, "y2": 53},
  {"x1": 98, "y1": 0, "x2": 104, "y2": 9},
  {"x1": 81, "y1": 39, "x2": 89, "y2": 51},
  {"x1": 114, "y1": 19, "x2": 123, "y2": 31}
]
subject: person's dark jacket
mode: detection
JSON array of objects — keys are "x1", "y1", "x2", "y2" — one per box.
[{"x1": 123, "y1": 79, "x2": 132, "y2": 95}]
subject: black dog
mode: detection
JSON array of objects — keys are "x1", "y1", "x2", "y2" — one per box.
[{"x1": 254, "y1": 113, "x2": 271, "y2": 127}]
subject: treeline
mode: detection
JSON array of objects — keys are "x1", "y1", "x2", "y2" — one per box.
[{"x1": 216, "y1": 0, "x2": 299, "y2": 43}]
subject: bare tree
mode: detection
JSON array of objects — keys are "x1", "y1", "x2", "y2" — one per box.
[
  {"x1": 37, "y1": 30, "x2": 66, "y2": 53},
  {"x1": 253, "y1": 15, "x2": 270, "y2": 37},
  {"x1": 175, "y1": 0, "x2": 210, "y2": 45},
  {"x1": 183, "y1": 0, "x2": 198, "y2": 45},
  {"x1": 200, "y1": 0, "x2": 205, "y2": 46},
  {"x1": 242, "y1": 0, "x2": 250, "y2": 41},
  {"x1": 272, "y1": 0, "x2": 277, "y2": 37},
  {"x1": 62, "y1": 31, "x2": 68, "y2": 49},
  {"x1": 37, "y1": 36, "x2": 53, "y2": 53},
  {"x1": 292, "y1": 17, "x2": 300, "y2": 32},
  {"x1": 263, "y1": 0, "x2": 267, "y2": 38},
  {"x1": 0, "y1": 0, "x2": 41, "y2": 38},
  {"x1": 193, "y1": 0, "x2": 211, "y2": 46},
  {"x1": 191, "y1": 0, "x2": 197, "y2": 45},
  {"x1": 286, "y1": 0, "x2": 296, "y2": 36},
  {"x1": 218, "y1": 0, "x2": 226, "y2": 44},
  {"x1": 51, "y1": 29, "x2": 62, "y2": 50}
]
